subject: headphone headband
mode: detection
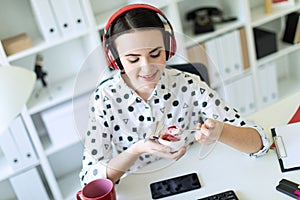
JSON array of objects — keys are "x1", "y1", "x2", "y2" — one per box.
[
  {"x1": 105, "y1": 4, "x2": 170, "y2": 33},
  {"x1": 103, "y1": 4, "x2": 177, "y2": 70}
]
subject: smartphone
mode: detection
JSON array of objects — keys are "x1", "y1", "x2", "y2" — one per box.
[{"x1": 150, "y1": 172, "x2": 201, "y2": 199}]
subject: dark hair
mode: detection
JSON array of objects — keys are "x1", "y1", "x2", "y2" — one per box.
[{"x1": 110, "y1": 8, "x2": 165, "y2": 37}]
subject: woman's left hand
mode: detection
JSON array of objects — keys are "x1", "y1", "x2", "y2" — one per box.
[{"x1": 194, "y1": 118, "x2": 224, "y2": 144}]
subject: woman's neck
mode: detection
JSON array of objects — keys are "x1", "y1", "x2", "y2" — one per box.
[{"x1": 121, "y1": 73, "x2": 155, "y2": 102}]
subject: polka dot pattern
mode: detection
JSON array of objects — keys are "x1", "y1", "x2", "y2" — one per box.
[{"x1": 79, "y1": 68, "x2": 270, "y2": 186}]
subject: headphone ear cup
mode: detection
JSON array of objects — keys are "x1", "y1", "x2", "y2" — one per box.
[
  {"x1": 108, "y1": 50, "x2": 119, "y2": 70},
  {"x1": 164, "y1": 31, "x2": 171, "y2": 60},
  {"x1": 109, "y1": 44, "x2": 123, "y2": 70},
  {"x1": 103, "y1": 34, "x2": 123, "y2": 70},
  {"x1": 164, "y1": 31, "x2": 176, "y2": 60}
]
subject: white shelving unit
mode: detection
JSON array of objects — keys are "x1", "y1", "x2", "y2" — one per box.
[{"x1": 0, "y1": 0, "x2": 300, "y2": 199}]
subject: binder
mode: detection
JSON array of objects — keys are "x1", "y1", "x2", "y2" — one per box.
[
  {"x1": 41, "y1": 98, "x2": 83, "y2": 147},
  {"x1": 0, "y1": 129, "x2": 23, "y2": 170},
  {"x1": 231, "y1": 30, "x2": 243, "y2": 75},
  {"x1": 266, "y1": 62, "x2": 278, "y2": 104},
  {"x1": 50, "y1": 0, "x2": 74, "y2": 36},
  {"x1": 239, "y1": 28, "x2": 250, "y2": 70},
  {"x1": 222, "y1": 76, "x2": 255, "y2": 115},
  {"x1": 254, "y1": 28, "x2": 277, "y2": 59},
  {"x1": 9, "y1": 116, "x2": 38, "y2": 168},
  {"x1": 258, "y1": 62, "x2": 278, "y2": 107},
  {"x1": 187, "y1": 43, "x2": 209, "y2": 68},
  {"x1": 282, "y1": 12, "x2": 300, "y2": 44},
  {"x1": 216, "y1": 33, "x2": 231, "y2": 78},
  {"x1": 216, "y1": 31, "x2": 243, "y2": 79},
  {"x1": 242, "y1": 75, "x2": 256, "y2": 115},
  {"x1": 204, "y1": 38, "x2": 221, "y2": 85},
  {"x1": 50, "y1": 0, "x2": 87, "y2": 37},
  {"x1": 30, "y1": 0, "x2": 61, "y2": 41},
  {"x1": 223, "y1": 79, "x2": 241, "y2": 113},
  {"x1": 66, "y1": 0, "x2": 87, "y2": 31},
  {"x1": 258, "y1": 64, "x2": 270, "y2": 107},
  {"x1": 293, "y1": 17, "x2": 300, "y2": 44},
  {"x1": 235, "y1": 77, "x2": 247, "y2": 115},
  {"x1": 10, "y1": 168, "x2": 50, "y2": 200},
  {"x1": 271, "y1": 122, "x2": 300, "y2": 172}
]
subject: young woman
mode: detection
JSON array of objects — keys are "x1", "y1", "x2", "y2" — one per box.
[{"x1": 79, "y1": 4, "x2": 270, "y2": 186}]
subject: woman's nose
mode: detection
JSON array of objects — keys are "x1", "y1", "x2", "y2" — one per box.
[{"x1": 140, "y1": 57, "x2": 151, "y2": 70}]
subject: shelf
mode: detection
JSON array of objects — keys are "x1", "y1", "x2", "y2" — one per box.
[
  {"x1": 94, "y1": 9, "x2": 119, "y2": 30},
  {"x1": 94, "y1": 2, "x2": 129, "y2": 31},
  {"x1": 57, "y1": 169, "x2": 81, "y2": 200},
  {"x1": 278, "y1": 77, "x2": 300, "y2": 100},
  {"x1": 0, "y1": 156, "x2": 40, "y2": 182},
  {"x1": 93, "y1": 1, "x2": 171, "y2": 31},
  {"x1": 250, "y1": 1, "x2": 300, "y2": 27},
  {"x1": 40, "y1": 133, "x2": 82, "y2": 156},
  {"x1": 210, "y1": 68, "x2": 252, "y2": 89},
  {"x1": 7, "y1": 30, "x2": 91, "y2": 62},
  {"x1": 184, "y1": 20, "x2": 245, "y2": 48},
  {"x1": 257, "y1": 41, "x2": 300, "y2": 66},
  {"x1": 27, "y1": 68, "x2": 96, "y2": 115}
]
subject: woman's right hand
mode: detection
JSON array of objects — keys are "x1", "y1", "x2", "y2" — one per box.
[{"x1": 130, "y1": 139, "x2": 186, "y2": 160}]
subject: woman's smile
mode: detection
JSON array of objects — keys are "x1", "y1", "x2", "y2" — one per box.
[{"x1": 138, "y1": 70, "x2": 158, "y2": 81}]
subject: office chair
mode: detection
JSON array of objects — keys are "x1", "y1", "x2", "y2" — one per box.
[
  {"x1": 0, "y1": 66, "x2": 36, "y2": 134},
  {"x1": 167, "y1": 63, "x2": 210, "y2": 85}
]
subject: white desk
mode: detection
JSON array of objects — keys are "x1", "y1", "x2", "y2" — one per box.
[{"x1": 115, "y1": 92, "x2": 300, "y2": 200}]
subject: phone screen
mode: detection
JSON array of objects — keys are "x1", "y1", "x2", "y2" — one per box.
[{"x1": 150, "y1": 172, "x2": 201, "y2": 199}]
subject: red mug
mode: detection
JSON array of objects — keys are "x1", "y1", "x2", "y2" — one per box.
[{"x1": 76, "y1": 178, "x2": 116, "y2": 200}]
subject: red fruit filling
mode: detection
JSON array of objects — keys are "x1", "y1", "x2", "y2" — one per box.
[{"x1": 161, "y1": 133, "x2": 180, "y2": 142}]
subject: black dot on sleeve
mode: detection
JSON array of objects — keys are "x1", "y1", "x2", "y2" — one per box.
[
  {"x1": 91, "y1": 149, "x2": 98, "y2": 155},
  {"x1": 173, "y1": 100, "x2": 179, "y2": 106},
  {"x1": 114, "y1": 125, "x2": 120, "y2": 131},
  {"x1": 128, "y1": 106, "x2": 134, "y2": 112},
  {"x1": 104, "y1": 121, "x2": 109, "y2": 127},
  {"x1": 128, "y1": 136, "x2": 133, "y2": 142},
  {"x1": 139, "y1": 115, "x2": 144, "y2": 121}
]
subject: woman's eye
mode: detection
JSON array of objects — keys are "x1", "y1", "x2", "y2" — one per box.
[
  {"x1": 150, "y1": 51, "x2": 161, "y2": 58},
  {"x1": 128, "y1": 58, "x2": 139, "y2": 63}
]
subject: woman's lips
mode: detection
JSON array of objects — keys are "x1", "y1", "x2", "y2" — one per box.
[{"x1": 139, "y1": 71, "x2": 157, "y2": 81}]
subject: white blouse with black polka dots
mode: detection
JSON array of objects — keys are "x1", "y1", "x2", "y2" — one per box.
[{"x1": 79, "y1": 68, "x2": 270, "y2": 186}]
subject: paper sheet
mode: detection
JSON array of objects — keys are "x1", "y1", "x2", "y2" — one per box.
[{"x1": 274, "y1": 122, "x2": 300, "y2": 169}]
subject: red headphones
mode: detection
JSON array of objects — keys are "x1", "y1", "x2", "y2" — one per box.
[{"x1": 103, "y1": 4, "x2": 177, "y2": 70}]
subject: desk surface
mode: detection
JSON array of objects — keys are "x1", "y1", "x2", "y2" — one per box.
[{"x1": 115, "y1": 92, "x2": 300, "y2": 200}]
